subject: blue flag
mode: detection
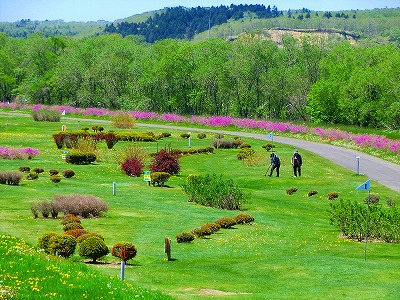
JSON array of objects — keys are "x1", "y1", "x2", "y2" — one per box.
[
  {"x1": 356, "y1": 179, "x2": 370, "y2": 191},
  {"x1": 266, "y1": 132, "x2": 273, "y2": 139}
]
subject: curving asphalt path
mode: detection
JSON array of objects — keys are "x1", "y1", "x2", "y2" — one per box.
[{"x1": 2, "y1": 112, "x2": 399, "y2": 193}]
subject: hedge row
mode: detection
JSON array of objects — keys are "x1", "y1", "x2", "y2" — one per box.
[{"x1": 176, "y1": 214, "x2": 255, "y2": 243}]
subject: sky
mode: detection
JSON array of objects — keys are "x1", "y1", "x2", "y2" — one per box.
[{"x1": 0, "y1": 0, "x2": 399, "y2": 22}]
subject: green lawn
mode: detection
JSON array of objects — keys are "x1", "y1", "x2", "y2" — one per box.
[{"x1": 1, "y1": 113, "x2": 399, "y2": 299}]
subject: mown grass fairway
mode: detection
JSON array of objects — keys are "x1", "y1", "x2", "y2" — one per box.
[{"x1": 1, "y1": 113, "x2": 400, "y2": 299}]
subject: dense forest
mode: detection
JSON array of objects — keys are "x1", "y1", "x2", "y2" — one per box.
[
  {"x1": 1, "y1": 29, "x2": 399, "y2": 129},
  {"x1": 104, "y1": 4, "x2": 281, "y2": 42}
]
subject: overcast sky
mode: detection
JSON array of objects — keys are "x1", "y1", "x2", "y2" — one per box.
[{"x1": 1, "y1": 0, "x2": 399, "y2": 22}]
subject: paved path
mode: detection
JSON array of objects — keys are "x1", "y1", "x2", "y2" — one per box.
[{"x1": 2, "y1": 112, "x2": 400, "y2": 193}]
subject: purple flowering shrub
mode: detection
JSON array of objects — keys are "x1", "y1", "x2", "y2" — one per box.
[{"x1": 0, "y1": 146, "x2": 40, "y2": 159}]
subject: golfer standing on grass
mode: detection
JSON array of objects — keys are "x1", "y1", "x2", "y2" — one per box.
[
  {"x1": 291, "y1": 149, "x2": 302, "y2": 177},
  {"x1": 268, "y1": 153, "x2": 280, "y2": 177}
]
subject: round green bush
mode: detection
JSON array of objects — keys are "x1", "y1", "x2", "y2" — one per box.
[
  {"x1": 60, "y1": 214, "x2": 81, "y2": 225},
  {"x1": 62, "y1": 169, "x2": 75, "y2": 178},
  {"x1": 111, "y1": 242, "x2": 137, "y2": 262},
  {"x1": 18, "y1": 166, "x2": 30, "y2": 172},
  {"x1": 65, "y1": 229, "x2": 89, "y2": 238},
  {"x1": 76, "y1": 233, "x2": 104, "y2": 243},
  {"x1": 176, "y1": 232, "x2": 195, "y2": 243},
  {"x1": 49, "y1": 169, "x2": 59, "y2": 176},
  {"x1": 48, "y1": 234, "x2": 77, "y2": 258},
  {"x1": 50, "y1": 175, "x2": 61, "y2": 183},
  {"x1": 197, "y1": 133, "x2": 206, "y2": 139},
  {"x1": 63, "y1": 222, "x2": 84, "y2": 232},
  {"x1": 233, "y1": 214, "x2": 255, "y2": 225},
  {"x1": 33, "y1": 167, "x2": 44, "y2": 174},
  {"x1": 192, "y1": 224, "x2": 213, "y2": 238},
  {"x1": 215, "y1": 217, "x2": 236, "y2": 229},
  {"x1": 79, "y1": 236, "x2": 109, "y2": 262},
  {"x1": 37, "y1": 232, "x2": 59, "y2": 254},
  {"x1": 26, "y1": 171, "x2": 39, "y2": 180}
]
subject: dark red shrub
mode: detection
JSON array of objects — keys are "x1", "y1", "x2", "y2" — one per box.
[
  {"x1": 148, "y1": 149, "x2": 180, "y2": 175},
  {"x1": 121, "y1": 157, "x2": 144, "y2": 177}
]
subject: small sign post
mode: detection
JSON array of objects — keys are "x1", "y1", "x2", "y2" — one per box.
[
  {"x1": 61, "y1": 150, "x2": 69, "y2": 160},
  {"x1": 144, "y1": 171, "x2": 151, "y2": 186},
  {"x1": 164, "y1": 237, "x2": 171, "y2": 261},
  {"x1": 112, "y1": 182, "x2": 116, "y2": 196}
]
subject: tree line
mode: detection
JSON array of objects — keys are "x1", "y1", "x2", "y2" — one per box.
[
  {"x1": 0, "y1": 32, "x2": 399, "y2": 129},
  {"x1": 104, "y1": 4, "x2": 281, "y2": 42}
]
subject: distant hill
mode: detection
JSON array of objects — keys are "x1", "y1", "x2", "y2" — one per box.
[{"x1": 0, "y1": 5, "x2": 399, "y2": 45}]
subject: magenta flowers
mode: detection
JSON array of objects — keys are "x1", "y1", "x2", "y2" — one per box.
[{"x1": 0, "y1": 146, "x2": 40, "y2": 159}]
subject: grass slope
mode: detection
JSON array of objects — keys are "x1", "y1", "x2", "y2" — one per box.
[{"x1": 0, "y1": 114, "x2": 399, "y2": 299}]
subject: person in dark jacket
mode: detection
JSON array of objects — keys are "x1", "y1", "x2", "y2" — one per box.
[
  {"x1": 268, "y1": 153, "x2": 280, "y2": 177},
  {"x1": 291, "y1": 149, "x2": 302, "y2": 177}
]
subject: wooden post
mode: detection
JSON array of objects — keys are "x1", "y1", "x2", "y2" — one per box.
[{"x1": 164, "y1": 237, "x2": 171, "y2": 261}]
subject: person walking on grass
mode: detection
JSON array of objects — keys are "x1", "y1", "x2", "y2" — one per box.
[
  {"x1": 291, "y1": 149, "x2": 302, "y2": 177},
  {"x1": 268, "y1": 153, "x2": 280, "y2": 177}
]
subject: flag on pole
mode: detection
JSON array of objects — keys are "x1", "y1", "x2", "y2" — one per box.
[
  {"x1": 266, "y1": 132, "x2": 273, "y2": 139},
  {"x1": 356, "y1": 179, "x2": 370, "y2": 191},
  {"x1": 61, "y1": 110, "x2": 66, "y2": 116}
]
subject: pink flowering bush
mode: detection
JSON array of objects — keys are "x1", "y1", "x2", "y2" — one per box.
[
  {"x1": 1, "y1": 102, "x2": 399, "y2": 156},
  {"x1": 0, "y1": 146, "x2": 40, "y2": 159}
]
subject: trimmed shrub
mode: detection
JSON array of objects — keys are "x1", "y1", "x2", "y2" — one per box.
[
  {"x1": 76, "y1": 233, "x2": 104, "y2": 243},
  {"x1": 60, "y1": 214, "x2": 81, "y2": 225},
  {"x1": 192, "y1": 225, "x2": 213, "y2": 238},
  {"x1": 65, "y1": 152, "x2": 96, "y2": 165},
  {"x1": 197, "y1": 133, "x2": 206, "y2": 139},
  {"x1": 239, "y1": 143, "x2": 251, "y2": 149},
  {"x1": 159, "y1": 132, "x2": 171, "y2": 138},
  {"x1": 62, "y1": 169, "x2": 75, "y2": 178},
  {"x1": 50, "y1": 175, "x2": 61, "y2": 183},
  {"x1": 215, "y1": 217, "x2": 236, "y2": 229},
  {"x1": 176, "y1": 232, "x2": 195, "y2": 243},
  {"x1": 79, "y1": 236, "x2": 109, "y2": 262},
  {"x1": 308, "y1": 190, "x2": 318, "y2": 197},
  {"x1": 150, "y1": 172, "x2": 171, "y2": 187},
  {"x1": 180, "y1": 133, "x2": 190, "y2": 139},
  {"x1": 63, "y1": 222, "x2": 84, "y2": 232},
  {"x1": 111, "y1": 242, "x2": 137, "y2": 262},
  {"x1": 112, "y1": 113, "x2": 136, "y2": 129},
  {"x1": 37, "y1": 232, "x2": 59, "y2": 254},
  {"x1": 103, "y1": 132, "x2": 118, "y2": 149},
  {"x1": 65, "y1": 229, "x2": 89, "y2": 238},
  {"x1": 121, "y1": 157, "x2": 144, "y2": 177},
  {"x1": 328, "y1": 192, "x2": 339, "y2": 200},
  {"x1": 262, "y1": 143, "x2": 275, "y2": 151},
  {"x1": 49, "y1": 169, "x2": 59, "y2": 176},
  {"x1": 54, "y1": 194, "x2": 108, "y2": 218},
  {"x1": 33, "y1": 167, "x2": 44, "y2": 174},
  {"x1": 48, "y1": 234, "x2": 77, "y2": 258},
  {"x1": 211, "y1": 139, "x2": 242, "y2": 149},
  {"x1": 149, "y1": 149, "x2": 180, "y2": 175},
  {"x1": 233, "y1": 214, "x2": 255, "y2": 225},
  {"x1": 26, "y1": 171, "x2": 39, "y2": 180},
  {"x1": 286, "y1": 187, "x2": 298, "y2": 195},
  {"x1": 18, "y1": 166, "x2": 30, "y2": 172}
]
